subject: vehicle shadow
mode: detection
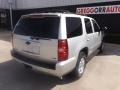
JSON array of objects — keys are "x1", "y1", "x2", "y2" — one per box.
[
  {"x1": 98, "y1": 43, "x2": 120, "y2": 56},
  {"x1": 0, "y1": 60, "x2": 78, "y2": 90}
]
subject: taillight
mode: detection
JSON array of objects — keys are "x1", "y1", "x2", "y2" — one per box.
[{"x1": 58, "y1": 39, "x2": 68, "y2": 61}]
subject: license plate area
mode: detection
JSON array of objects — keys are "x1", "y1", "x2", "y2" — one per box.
[{"x1": 24, "y1": 42, "x2": 40, "y2": 54}]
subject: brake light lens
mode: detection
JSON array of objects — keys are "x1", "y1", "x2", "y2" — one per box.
[{"x1": 58, "y1": 39, "x2": 68, "y2": 61}]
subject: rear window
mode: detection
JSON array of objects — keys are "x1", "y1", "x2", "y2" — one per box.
[
  {"x1": 14, "y1": 16, "x2": 60, "y2": 39},
  {"x1": 66, "y1": 17, "x2": 83, "y2": 38}
]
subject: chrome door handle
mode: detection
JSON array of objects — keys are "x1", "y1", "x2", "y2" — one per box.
[
  {"x1": 87, "y1": 39, "x2": 90, "y2": 41},
  {"x1": 26, "y1": 41, "x2": 31, "y2": 45}
]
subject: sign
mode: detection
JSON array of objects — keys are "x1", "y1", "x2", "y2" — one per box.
[{"x1": 76, "y1": 5, "x2": 120, "y2": 15}]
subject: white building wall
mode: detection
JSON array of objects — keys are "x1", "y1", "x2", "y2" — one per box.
[
  {"x1": 0, "y1": 0, "x2": 9, "y2": 9},
  {"x1": 0, "y1": 0, "x2": 118, "y2": 9},
  {"x1": 16, "y1": 0, "x2": 118, "y2": 9},
  {"x1": 0, "y1": 0, "x2": 16, "y2": 9}
]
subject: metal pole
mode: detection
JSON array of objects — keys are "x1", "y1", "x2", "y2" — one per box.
[{"x1": 9, "y1": 1, "x2": 13, "y2": 30}]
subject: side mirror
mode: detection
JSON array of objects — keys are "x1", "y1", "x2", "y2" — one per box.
[
  {"x1": 101, "y1": 26, "x2": 108, "y2": 31},
  {"x1": 104, "y1": 26, "x2": 108, "y2": 31}
]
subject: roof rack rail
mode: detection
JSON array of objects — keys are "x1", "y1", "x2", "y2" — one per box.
[{"x1": 41, "y1": 9, "x2": 74, "y2": 14}]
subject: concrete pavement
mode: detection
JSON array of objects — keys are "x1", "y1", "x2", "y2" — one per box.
[{"x1": 0, "y1": 31, "x2": 120, "y2": 90}]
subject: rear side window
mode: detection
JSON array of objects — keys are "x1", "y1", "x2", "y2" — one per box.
[
  {"x1": 66, "y1": 17, "x2": 82, "y2": 38},
  {"x1": 14, "y1": 16, "x2": 60, "y2": 39},
  {"x1": 84, "y1": 18, "x2": 93, "y2": 34},
  {"x1": 92, "y1": 20, "x2": 100, "y2": 32}
]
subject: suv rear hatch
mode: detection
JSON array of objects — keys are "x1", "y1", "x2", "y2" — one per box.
[{"x1": 13, "y1": 15, "x2": 60, "y2": 63}]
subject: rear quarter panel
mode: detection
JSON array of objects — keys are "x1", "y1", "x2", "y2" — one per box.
[{"x1": 67, "y1": 35, "x2": 87, "y2": 62}]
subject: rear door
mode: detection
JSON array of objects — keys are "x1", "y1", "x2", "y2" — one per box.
[
  {"x1": 84, "y1": 18, "x2": 95, "y2": 55},
  {"x1": 65, "y1": 17, "x2": 84, "y2": 59},
  {"x1": 13, "y1": 15, "x2": 60, "y2": 63}
]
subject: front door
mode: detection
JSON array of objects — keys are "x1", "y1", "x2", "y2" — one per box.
[
  {"x1": 84, "y1": 18, "x2": 95, "y2": 55},
  {"x1": 92, "y1": 19, "x2": 102, "y2": 49}
]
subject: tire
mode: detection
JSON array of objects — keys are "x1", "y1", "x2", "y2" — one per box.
[
  {"x1": 70, "y1": 52, "x2": 86, "y2": 79},
  {"x1": 99, "y1": 42, "x2": 104, "y2": 53}
]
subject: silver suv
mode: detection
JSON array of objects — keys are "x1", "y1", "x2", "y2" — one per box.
[{"x1": 11, "y1": 12, "x2": 103, "y2": 79}]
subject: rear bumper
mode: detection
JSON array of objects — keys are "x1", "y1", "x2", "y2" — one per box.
[{"x1": 11, "y1": 50, "x2": 76, "y2": 77}]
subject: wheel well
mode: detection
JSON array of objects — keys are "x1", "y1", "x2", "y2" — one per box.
[{"x1": 80, "y1": 47, "x2": 88, "y2": 57}]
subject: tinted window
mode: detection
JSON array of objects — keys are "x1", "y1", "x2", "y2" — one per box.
[
  {"x1": 66, "y1": 17, "x2": 82, "y2": 38},
  {"x1": 92, "y1": 20, "x2": 100, "y2": 32},
  {"x1": 14, "y1": 16, "x2": 60, "y2": 39},
  {"x1": 84, "y1": 18, "x2": 93, "y2": 34}
]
